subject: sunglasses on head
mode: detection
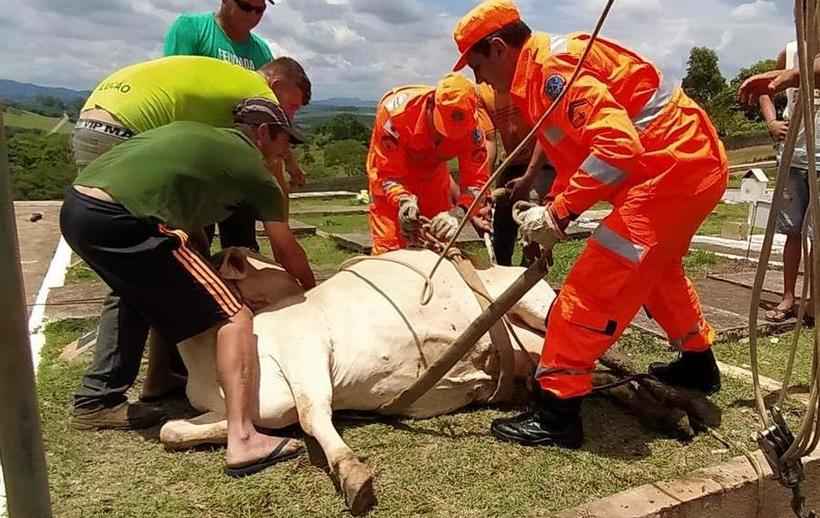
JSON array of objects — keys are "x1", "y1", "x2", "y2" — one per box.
[{"x1": 233, "y1": 0, "x2": 271, "y2": 15}]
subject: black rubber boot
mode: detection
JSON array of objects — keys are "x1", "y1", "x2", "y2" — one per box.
[
  {"x1": 648, "y1": 349, "x2": 721, "y2": 395},
  {"x1": 490, "y1": 390, "x2": 583, "y2": 449}
]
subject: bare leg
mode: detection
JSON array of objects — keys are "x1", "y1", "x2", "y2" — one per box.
[
  {"x1": 218, "y1": 307, "x2": 300, "y2": 468},
  {"x1": 779, "y1": 233, "x2": 802, "y2": 312}
]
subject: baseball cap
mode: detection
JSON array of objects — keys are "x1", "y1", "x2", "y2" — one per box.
[
  {"x1": 452, "y1": 0, "x2": 522, "y2": 71},
  {"x1": 232, "y1": 97, "x2": 305, "y2": 144},
  {"x1": 432, "y1": 73, "x2": 478, "y2": 140}
]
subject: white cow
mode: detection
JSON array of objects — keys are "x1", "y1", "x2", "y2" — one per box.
[{"x1": 160, "y1": 248, "x2": 555, "y2": 514}]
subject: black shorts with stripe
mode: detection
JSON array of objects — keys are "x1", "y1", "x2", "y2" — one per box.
[{"x1": 60, "y1": 187, "x2": 243, "y2": 344}]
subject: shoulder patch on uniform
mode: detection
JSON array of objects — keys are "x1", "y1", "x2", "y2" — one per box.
[
  {"x1": 544, "y1": 75, "x2": 566, "y2": 101},
  {"x1": 568, "y1": 99, "x2": 591, "y2": 129}
]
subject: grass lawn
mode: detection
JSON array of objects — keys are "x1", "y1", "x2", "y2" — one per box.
[
  {"x1": 289, "y1": 197, "x2": 364, "y2": 213},
  {"x1": 40, "y1": 318, "x2": 785, "y2": 518},
  {"x1": 64, "y1": 258, "x2": 100, "y2": 285},
  {"x1": 4, "y1": 106, "x2": 71, "y2": 133},
  {"x1": 727, "y1": 144, "x2": 776, "y2": 165},
  {"x1": 698, "y1": 202, "x2": 750, "y2": 237},
  {"x1": 298, "y1": 213, "x2": 369, "y2": 234},
  {"x1": 714, "y1": 329, "x2": 817, "y2": 389}
]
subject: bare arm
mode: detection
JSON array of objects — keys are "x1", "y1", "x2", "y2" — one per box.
[
  {"x1": 523, "y1": 143, "x2": 547, "y2": 180},
  {"x1": 759, "y1": 49, "x2": 789, "y2": 142},
  {"x1": 741, "y1": 53, "x2": 820, "y2": 105},
  {"x1": 508, "y1": 142, "x2": 547, "y2": 202},
  {"x1": 284, "y1": 149, "x2": 306, "y2": 189},
  {"x1": 266, "y1": 158, "x2": 290, "y2": 213},
  {"x1": 263, "y1": 221, "x2": 316, "y2": 290}
]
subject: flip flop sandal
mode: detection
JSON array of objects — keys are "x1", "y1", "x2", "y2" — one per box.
[
  {"x1": 765, "y1": 306, "x2": 796, "y2": 323},
  {"x1": 224, "y1": 439, "x2": 303, "y2": 478}
]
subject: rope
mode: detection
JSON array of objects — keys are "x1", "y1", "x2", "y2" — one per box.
[
  {"x1": 783, "y1": 0, "x2": 820, "y2": 464},
  {"x1": 590, "y1": 372, "x2": 653, "y2": 393},
  {"x1": 338, "y1": 255, "x2": 436, "y2": 306},
  {"x1": 748, "y1": 2, "x2": 820, "y2": 516},
  {"x1": 423, "y1": 0, "x2": 618, "y2": 287}
]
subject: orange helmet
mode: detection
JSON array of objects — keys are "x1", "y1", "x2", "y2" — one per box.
[
  {"x1": 452, "y1": 0, "x2": 522, "y2": 71},
  {"x1": 432, "y1": 73, "x2": 479, "y2": 140}
]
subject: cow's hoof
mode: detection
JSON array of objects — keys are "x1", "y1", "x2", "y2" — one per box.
[
  {"x1": 337, "y1": 457, "x2": 376, "y2": 515},
  {"x1": 159, "y1": 421, "x2": 187, "y2": 450}
]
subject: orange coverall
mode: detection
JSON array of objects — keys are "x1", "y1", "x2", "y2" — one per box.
[
  {"x1": 367, "y1": 86, "x2": 491, "y2": 255},
  {"x1": 510, "y1": 33, "x2": 729, "y2": 398}
]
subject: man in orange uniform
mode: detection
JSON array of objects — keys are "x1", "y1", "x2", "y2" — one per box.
[
  {"x1": 367, "y1": 73, "x2": 493, "y2": 254},
  {"x1": 452, "y1": 0, "x2": 728, "y2": 448}
]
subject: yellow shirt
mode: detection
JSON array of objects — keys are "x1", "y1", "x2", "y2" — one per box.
[{"x1": 82, "y1": 56, "x2": 277, "y2": 133}]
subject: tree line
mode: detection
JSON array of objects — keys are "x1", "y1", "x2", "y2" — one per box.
[
  {"x1": 5, "y1": 95, "x2": 86, "y2": 119},
  {"x1": 681, "y1": 47, "x2": 782, "y2": 138},
  {"x1": 6, "y1": 127, "x2": 76, "y2": 200},
  {"x1": 5, "y1": 46, "x2": 784, "y2": 202},
  {"x1": 4, "y1": 112, "x2": 373, "y2": 200}
]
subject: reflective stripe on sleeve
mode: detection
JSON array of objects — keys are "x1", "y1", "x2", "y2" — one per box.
[
  {"x1": 592, "y1": 224, "x2": 645, "y2": 264},
  {"x1": 633, "y1": 80, "x2": 678, "y2": 130},
  {"x1": 580, "y1": 154, "x2": 626, "y2": 186}
]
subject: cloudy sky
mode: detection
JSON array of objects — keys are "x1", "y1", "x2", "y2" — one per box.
[{"x1": 0, "y1": 0, "x2": 797, "y2": 101}]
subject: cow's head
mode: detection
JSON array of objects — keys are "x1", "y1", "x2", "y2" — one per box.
[{"x1": 216, "y1": 247, "x2": 305, "y2": 312}]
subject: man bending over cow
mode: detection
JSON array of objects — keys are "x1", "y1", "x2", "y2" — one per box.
[
  {"x1": 452, "y1": 0, "x2": 727, "y2": 448},
  {"x1": 70, "y1": 55, "x2": 310, "y2": 429},
  {"x1": 366, "y1": 73, "x2": 494, "y2": 254},
  {"x1": 61, "y1": 99, "x2": 314, "y2": 477}
]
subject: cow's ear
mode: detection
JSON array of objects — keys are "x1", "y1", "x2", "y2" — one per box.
[{"x1": 218, "y1": 247, "x2": 249, "y2": 280}]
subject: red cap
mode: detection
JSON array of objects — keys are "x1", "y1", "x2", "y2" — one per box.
[
  {"x1": 452, "y1": 0, "x2": 522, "y2": 71},
  {"x1": 432, "y1": 73, "x2": 478, "y2": 140}
]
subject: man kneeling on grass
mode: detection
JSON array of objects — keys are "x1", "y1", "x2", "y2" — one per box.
[{"x1": 60, "y1": 98, "x2": 315, "y2": 477}]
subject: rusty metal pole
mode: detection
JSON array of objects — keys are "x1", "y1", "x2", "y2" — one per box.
[{"x1": 0, "y1": 109, "x2": 54, "y2": 517}]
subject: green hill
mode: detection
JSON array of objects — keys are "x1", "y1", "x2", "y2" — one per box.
[{"x1": 3, "y1": 106, "x2": 72, "y2": 134}]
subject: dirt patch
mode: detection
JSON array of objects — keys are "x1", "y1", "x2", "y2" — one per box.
[{"x1": 14, "y1": 201, "x2": 64, "y2": 312}]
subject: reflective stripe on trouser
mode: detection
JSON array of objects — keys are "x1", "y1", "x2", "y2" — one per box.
[
  {"x1": 536, "y1": 176, "x2": 726, "y2": 399},
  {"x1": 368, "y1": 168, "x2": 453, "y2": 255}
]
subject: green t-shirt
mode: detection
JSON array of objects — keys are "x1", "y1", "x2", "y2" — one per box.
[
  {"x1": 163, "y1": 12, "x2": 273, "y2": 71},
  {"x1": 81, "y1": 56, "x2": 278, "y2": 133},
  {"x1": 74, "y1": 121, "x2": 285, "y2": 233}
]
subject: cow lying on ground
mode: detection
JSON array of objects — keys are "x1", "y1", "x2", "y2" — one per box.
[{"x1": 160, "y1": 248, "x2": 555, "y2": 515}]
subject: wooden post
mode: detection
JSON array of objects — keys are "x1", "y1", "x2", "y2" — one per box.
[
  {"x1": 381, "y1": 255, "x2": 549, "y2": 414},
  {"x1": 0, "y1": 109, "x2": 53, "y2": 517}
]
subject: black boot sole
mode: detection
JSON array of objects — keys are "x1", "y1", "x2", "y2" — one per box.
[{"x1": 491, "y1": 426, "x2": 582, "y2": 449}]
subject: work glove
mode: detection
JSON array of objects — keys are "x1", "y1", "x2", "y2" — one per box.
[
  {"x1": 398, "y1": 195, "x2": 421, "y2": 239},
  {"x1": 512, "y1": 201, "x2": 566, "y2": 252},
  {"x1": 430, "y1": 207, "x2": 466, "y2": 241}
]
